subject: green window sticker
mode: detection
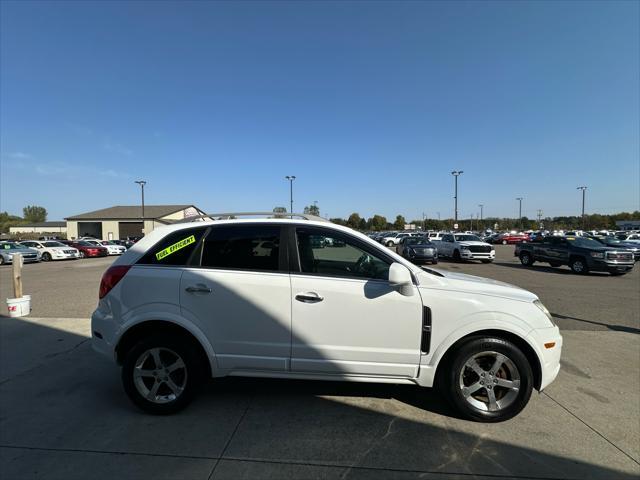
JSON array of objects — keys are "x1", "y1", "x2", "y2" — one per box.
[{"x1": 155, "y1": 235, "x2": 196, "y2": 261}]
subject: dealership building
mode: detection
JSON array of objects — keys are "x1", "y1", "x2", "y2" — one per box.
[
  {"x1": 65, "y1": 204, "x2": 205, "y2": 240},
  {"x1": 9, "y1": 221, "x2": 67, "y2": 235}
]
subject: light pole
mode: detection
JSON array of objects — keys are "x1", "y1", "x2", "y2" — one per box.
[
  {"x1": 285, "y1": 176, "x2": 296, "y2": 213},
  {"x1": 134, "y1": 180, "x2": 146, "y2": 220},
  {"x1": 478, "y1": 204, "x2": 484, "y2": 230},
  {"x1": 516, "y1": 197, "x2": 523, "y2": 230},
  {"x1": 451, "y1": 170, "x2": 463, "y2": 225},
  {"x1": 577, "y1": 186, "x2": 587, "y2": 229}
]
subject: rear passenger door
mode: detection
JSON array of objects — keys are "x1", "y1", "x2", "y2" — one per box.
[{"x1": 179, "y1": 224, "x2": 292, "y2": 373}]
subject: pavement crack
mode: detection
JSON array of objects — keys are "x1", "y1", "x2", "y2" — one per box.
[
  {"x1": 543, "y1": 391, "x2": 640, "y2": 466},
  {"x1": 207, "y1": 395, "x2": 253, "y2": 479}
]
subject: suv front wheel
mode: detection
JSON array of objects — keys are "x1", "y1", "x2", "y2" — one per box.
[
  {"x1": 122, "y1": 333, "x2": 204, "y2": 414},
  {"x1": 439, "y1": 337, "x2": 534, "y2": 422}
]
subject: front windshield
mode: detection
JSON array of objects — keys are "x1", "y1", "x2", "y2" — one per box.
[
  {"x1": 454, "y1": 235, "x2": 481, "y2": 242},
  {"x1": 43, "y1": 241, "x2": 66, "y2": 247},
  {"x1": 406, "y1": 237, "x2": 428, "y2": 245},
  {"x1": 567, "y1": 237, "x2": 604, "y2": 248},
  {"x1": 1, "y1": 243, "x2": 24, "y2": 250}
]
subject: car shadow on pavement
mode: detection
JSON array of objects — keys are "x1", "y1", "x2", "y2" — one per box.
[
  {"x1": 551, "y1": 312, "x2": 640, "y2": 335},
  {"x1": 492, "y1": 262, "x2": 613, "y2": 276},
  {"x1": 1, "y1": 316, "x2": 639, "y2": 479}
]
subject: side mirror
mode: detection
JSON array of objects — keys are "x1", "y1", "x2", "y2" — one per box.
[{"x1": 388, "y1": 262, "x2": 414, "y2": 296}]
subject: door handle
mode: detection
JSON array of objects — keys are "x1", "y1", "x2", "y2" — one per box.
[
  {"x1": 185, "y1": 285, "x2": 212, "y2": 294},
  {"x1": 295, "y1": 292, "x2": 324, "y2": 303}
]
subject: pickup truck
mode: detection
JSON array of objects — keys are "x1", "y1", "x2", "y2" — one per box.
[
  {"x1": 435, "y1": 233, "x2": 495, "y2": 263},
  {"x1": 515, "y1": 236, "x2": 635, "y2": 275}
]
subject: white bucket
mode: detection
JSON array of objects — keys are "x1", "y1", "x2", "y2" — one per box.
[{"x1": 6, "y1": 295, "x2": 31, "y2": 318}]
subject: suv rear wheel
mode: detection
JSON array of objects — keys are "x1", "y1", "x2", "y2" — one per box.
[
  {"x1": 122, "y1": 333, "x2": 204, "y2": 414},
  {"x1": 439, "y1": 337, "x2": 534, "y2": 422}
]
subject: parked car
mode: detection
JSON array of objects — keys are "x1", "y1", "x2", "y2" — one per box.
[
  {"x1": 19, "y1": 240, "x2": 80, "y2": 261},
  {"x1": 427, "y1": 232, "x2": 447, "y2": 242},
  {"x1": 95, "y1": 240, "x2": 127, "y2": 255},
  {"x1": 381, "y1": 232, "x2": 411, "y2": 247},
  {"x1": 61, "y1": 240, "x2": 108, "y2": 258},
  {"x1": 112, "y1": 239, "x2": 136, "y2": 249},
  {"x1": 93, "y1": 215, "x2": 562, "y2": 421},
  {"x1": 516, "y1": 236, "x2": 634, "y2": 275},
  {"x1": 494, "y1": 233, "x2": 529, "y2": 245},
  {"x1": 396, "y1": 236, "x2": 438, "y2": 264},
  {"x1": 615, "y1": 233, "x2": 640, "y2": 244},
  {"x1": 593, "y1": 237, "x2": 640, "y2": 261},
  {"x1": 435, "y1": 233, "x2": 495, "y2": 263},
  {"x1": 0, "y1": 242, "x2": 41, "y2": 264}
]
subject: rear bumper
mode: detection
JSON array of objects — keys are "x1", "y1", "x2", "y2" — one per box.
[{"x1": 91, "y1": 308, "x2": 118, "y2": 362}]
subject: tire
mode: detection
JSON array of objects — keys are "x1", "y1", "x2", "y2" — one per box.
[
  {"x1": 481, "y1": 259, "x2": 493, "y2": 264},
  {"x1": 79, "y1": 251, "x2": 85, "y2": 258},
  {"x1": 519, "y1": 252, "x2": 534, "y2": 266},
  {"x1": 569, "y1": 257, "x2": 589, "y2": 274},
  {"x1": 432, "y1": 259, "x2": 438, "y2": 265},
  {"x1": 438, "y1": 337, "x2": 534, "y2": 422},
  {"x1": 549, "y1": 262, "x2": 561, "y2": 267},
  {"x1": 453, "y1": 250, "x2": 461, "y2": 262},
  {"x1": 0, "y1": 256, "x2": 4, "y2": 265},
  {"x1": 42, "y1": 252, "x2": 52, "y2": 262},
  {"x1": 386, "y1": 241, "x2": 394, "y2": 247},
  {"x1": 121, "y1": 333, "x2": 205, "y2": 414}
]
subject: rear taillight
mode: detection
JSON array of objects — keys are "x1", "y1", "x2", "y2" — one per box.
[{"x1": 99, "y1": 265, "x2": 131, "y2": 299}]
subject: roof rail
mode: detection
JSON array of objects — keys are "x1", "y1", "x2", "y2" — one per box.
[{"x1": 175, "y1": 212, "x2": 329, "y2": 224}]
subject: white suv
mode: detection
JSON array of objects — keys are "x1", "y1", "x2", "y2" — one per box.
[
  {"x1": 436, "y1": 233, "x2": 496, "y2": 263},
  {"x1": 92, "y1": 213, "x2": 562, "y2": 422}
]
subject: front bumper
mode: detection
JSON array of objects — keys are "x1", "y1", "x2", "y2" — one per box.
[
  {"x1": 460, "y1": 250, "x2": 496, "y2": 260},
  {"x1": 590, "y1": 259, "x2": 634, "y2": 273},
  {"x1": 529, "y1": 326, "x2": 563, "y2": 391}
]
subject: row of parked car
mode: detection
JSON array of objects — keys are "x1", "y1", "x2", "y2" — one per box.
[
  {"x1": 0, "y1": 237, "x2": 136, "y2": 265},
  {"x1": 367, "y1": 228, "x2": 639, "y2": 276}
]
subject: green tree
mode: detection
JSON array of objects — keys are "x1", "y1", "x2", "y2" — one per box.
[
  {"x1": 330, "y1": 217, "x2": 347, "y2": 226},
  {"x1": 393, "y1": 215, "x2": 406, "y2": 230},
  {"x1": 347, "y1": 213, "x2": 362, "y2": 229},
  {"x1": 367, "y1": 215, "x2": 387, "y2": 231},
  {"x1": 303, "y1": 204, "x2": 320, "y2": 216},
  {"x1": 23, "y1": 205, "x2": 47, "y2": 223},
  {"x1": 272, "y1": 206, "x2": 287, "y2": 218}
]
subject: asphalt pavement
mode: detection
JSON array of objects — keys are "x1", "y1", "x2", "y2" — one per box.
[{"x1": 0, "y1": 245, "x2": 639, "y2": 479}]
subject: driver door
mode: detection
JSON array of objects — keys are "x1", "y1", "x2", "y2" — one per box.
[{"x1": 290, "y1": 227, "x2": 423, "y2": 378}]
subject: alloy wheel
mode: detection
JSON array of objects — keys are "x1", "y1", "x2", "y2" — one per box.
[
  {"x1": 133, "y1": 347, "x2": 188, "y2": 404},
  {"x1": 459, "y1": 351, "x2": 521, "y2": 412}
]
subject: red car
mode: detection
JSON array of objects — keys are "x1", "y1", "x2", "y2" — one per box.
[
  {"x1": 61, "y1": 240, "x2": 108, "y2": 258},
  {"x1": 495, "y1": 233, "x2": 530, "y2": 245}
]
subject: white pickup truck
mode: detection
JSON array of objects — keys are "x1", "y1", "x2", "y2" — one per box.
[{"x1": 435, "y1": 233, "x2": 495, "y2": 263}]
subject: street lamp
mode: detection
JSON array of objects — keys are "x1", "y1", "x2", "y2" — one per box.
[
  {"x1": 577, "y1": 186, "x2": 587, "y2": 229},
  {"x1": 285, "y1": 176, "x2": 296, "y2": 213},
  {"x1": 134, "y1": 180, "x2": 146, "y2": 220},
  {"x1": 451, "y1": 170, "x2": 463, "y2": 224},
  {"x1": 516, "y1": 197, "x2": 523, "y2": 230}
]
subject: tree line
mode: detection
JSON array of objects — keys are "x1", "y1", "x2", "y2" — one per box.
[
  {"x1": 0, "y1": 205, "x2": 48, "y2": 233},
  {"x1": 328, "y1": 211, "x2": 640, "y2": 232}
]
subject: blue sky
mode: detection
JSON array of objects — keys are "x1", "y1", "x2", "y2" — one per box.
[{"x1": 1, "y1": 0, "x2": 638, "y2": 221}]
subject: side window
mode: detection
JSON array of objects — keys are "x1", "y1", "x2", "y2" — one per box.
[
  {"x1": 138, "y1": 227, "x2": 207, "y2": 266},
  {"x1": 296, "y1": 228, "x2": 390, "y2": 281},
  {"x1": 201, "y1": 225, "x2": 281, "y2": 272}
]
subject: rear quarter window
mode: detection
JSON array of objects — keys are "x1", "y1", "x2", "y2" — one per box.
[{"x1": 138, "y1": 227, "x2": 207, "y2": 266}]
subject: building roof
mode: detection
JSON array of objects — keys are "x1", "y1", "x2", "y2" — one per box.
[
  {"x1": 18, "y1": 221, "x2": 67, "y2": 228},
  {"x1": 65, "y1": 205, "x2": 194, "y2": 220}
]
